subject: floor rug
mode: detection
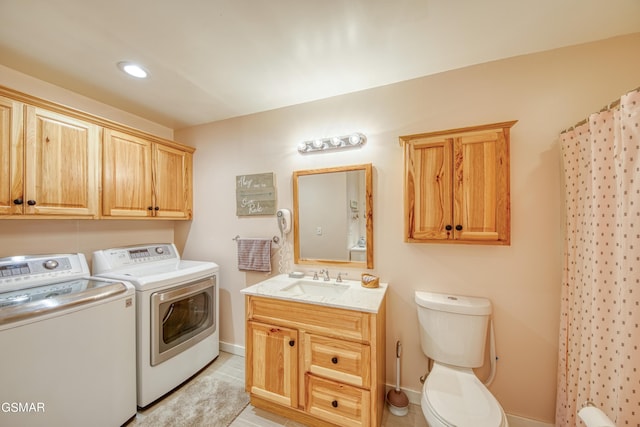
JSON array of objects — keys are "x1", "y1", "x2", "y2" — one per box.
[{"x1": 127, "y1": 372, "x2": 249, "y2": 427}]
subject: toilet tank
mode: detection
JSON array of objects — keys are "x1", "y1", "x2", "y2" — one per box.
[{"x1": 415, "y1": 291, "x2": 491, "y2": 368}]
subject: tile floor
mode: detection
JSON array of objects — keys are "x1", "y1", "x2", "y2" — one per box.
[{"x1": 196, "y1": 351, "x2": 428, "y2": 427}]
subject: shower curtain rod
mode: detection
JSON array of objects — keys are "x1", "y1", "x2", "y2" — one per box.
[{"x1": 562, "y1": 86, "x2": 640, "y2": 133}]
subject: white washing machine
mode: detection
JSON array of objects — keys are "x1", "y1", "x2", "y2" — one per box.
[
  {"x1": 0, "y1": 253, "x2": 136, "y2": 427},
  {"x1": 92, "y1": 243, "x2": 219, "y2": 407}
]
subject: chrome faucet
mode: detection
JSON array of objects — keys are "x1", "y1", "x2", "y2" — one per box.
[{"x1": 320, "y1": 269, "x2": 330, "y2": 281}]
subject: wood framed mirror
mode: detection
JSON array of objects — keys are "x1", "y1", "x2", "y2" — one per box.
[{"x1": 293, "y1": 163, "x2": 373, "y2": 269}]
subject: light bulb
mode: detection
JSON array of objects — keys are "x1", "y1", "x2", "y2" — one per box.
[
  {"x1": 312, "y1": 139, "x2": 324, "y2": 149},
  {"x1": 330, "y1": 137, "x2": 342, "y2": 147},
  {"x1": 117, "y1": 61, "x2": 148, "y2": 78},
  {"x1": 349, "y1": 134, "x2": 361, "y2": 145},
  {"x1": 298, "y1": 142, "x2": 309, "y2": 152}
]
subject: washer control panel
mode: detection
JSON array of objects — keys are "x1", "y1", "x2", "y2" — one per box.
[{"x1": 0, "y1": 254, "x2": 88, "y2": 292}]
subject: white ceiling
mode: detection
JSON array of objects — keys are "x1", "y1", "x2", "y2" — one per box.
[{"x1": 1, "y1": 0, "x2": 639, "y2": 129}]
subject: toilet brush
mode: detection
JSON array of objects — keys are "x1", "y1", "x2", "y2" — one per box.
[{"x1": 386, "y1": 340, "x2": 409, "y2": 416}]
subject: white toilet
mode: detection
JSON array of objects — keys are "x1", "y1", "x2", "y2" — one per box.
[{"x1": 415, "y1": 291, "x2": 508, "y2": 427}]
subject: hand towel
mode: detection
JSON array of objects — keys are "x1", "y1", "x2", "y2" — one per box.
[{"x1": 237, "y1": 238, "x2": 272, "y2": 272}]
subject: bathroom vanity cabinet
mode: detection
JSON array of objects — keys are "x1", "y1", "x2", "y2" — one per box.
[
  {"x1": 400, "y1": 121, "x2": 516, "y2": 245},
  {"x1": 245, "y1": 294, "x2": 386, "y2": 427}
]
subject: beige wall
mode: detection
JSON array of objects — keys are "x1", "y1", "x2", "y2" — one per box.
[
  {"x1": 175, "y1": 33, "x2": 640, "y2": 423},
  {"x1": 1, "y1": 33, "x2": 639, "y2": 424}
]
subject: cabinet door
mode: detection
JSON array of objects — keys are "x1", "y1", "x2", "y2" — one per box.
[
  {"x1": 454, "y1": 130, "x2": 509, "y2": 243},
  {"x1": 0, "y1": 96, "x2": 23, "y2": 215},
  {"x1": 402, "y1": 121, "x2": 514, "y2": 245},
  {"x1": 153, "y1": 143, "x2": 193, "y2": 219},
  {"x1": 24, "y1": 107, "x2": 100, "y2": 217},
  {"x1": 404, "y1": 136, "x2": 453, "y2": 241},
  {"x1": 247, "y1": 321, "x2": 298, "y2": 408},
  {"x1": 102, "y1": 129, "x2": 153, "y2": 217}
]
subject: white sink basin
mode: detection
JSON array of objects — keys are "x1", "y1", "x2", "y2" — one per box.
[{"x1": 281, "y1": 280, "x2": 349, "y2": 298}]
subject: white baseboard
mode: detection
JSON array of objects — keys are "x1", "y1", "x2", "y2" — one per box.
[
  {"x1": 384, "y1": 384, "x2": 554, "y2": 427},
  {"x1": 220, "y1": 341, "x2": 245, "y2": 357}
]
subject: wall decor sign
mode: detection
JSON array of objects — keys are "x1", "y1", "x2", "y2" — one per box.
[{"x1": 236, "y1": 172, "x2": 276, "y2": 216}]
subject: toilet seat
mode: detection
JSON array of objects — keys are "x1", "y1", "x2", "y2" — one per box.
[{"x1": 422, "y1": 363, "x2": 506, "y2": 427}]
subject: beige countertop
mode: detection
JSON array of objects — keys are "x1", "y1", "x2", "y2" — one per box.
[{"x1": 240, "y1": 273, "x2": 387, "y2": 313}]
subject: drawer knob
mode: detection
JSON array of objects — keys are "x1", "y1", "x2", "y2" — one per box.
[
  {"x1": 455, "y1": 224, "x2": 463, "y2": 231},
  {"x1": 331, "y1": 400, "x2": 338, "y2": 408},
  {"x1": 331, "y1": 357, "x2": 338, "y2": 364},
  {"x1": 289, "y1": 340, "x2": 295, "y2": 347}
]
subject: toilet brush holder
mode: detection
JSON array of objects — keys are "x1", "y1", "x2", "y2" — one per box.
[
  {"x1": 387, "y1": 389, "x2": 409, "y2": 416},
  {"x1": 386, "y1": 341, "x2": 409, "y2": 416}
]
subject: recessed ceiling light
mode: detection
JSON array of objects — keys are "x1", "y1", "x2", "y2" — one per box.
[{"x1": 117, "y1": 61, "x2": 148, "y2": 79}]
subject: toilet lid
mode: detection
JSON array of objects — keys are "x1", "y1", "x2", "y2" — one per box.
[{"x1": 424, "y1": 365, "x2": 503, "y2": 427}]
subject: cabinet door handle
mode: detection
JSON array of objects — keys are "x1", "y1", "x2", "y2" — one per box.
[
  {"x1": 148, "y1": 206, "x2": 153, "y2": 211},
  {"x1": 445, "y1": 225, "x2": 452, "y2": 231},
  {"x1": 331, "y1": 400, "x2": 338, "y2": 408},
  {"x1": 289, "y1": 340, "x2": 295, "y2": 347},
  {"x1": 27, "y1": 200, "x2": 36, "y2": 206},
  {"x1": 13, "y1": 198, "x2": 23, "y2": 205},
  {"x1": 154, "y1": 206, "x2": 160, "y2": 211},
  {"x1": 331, "y1": 357, "x2": 338, "y2": 364},
  {"x1": 455, "y1": 224, "x2": 463, "y2": 231}
]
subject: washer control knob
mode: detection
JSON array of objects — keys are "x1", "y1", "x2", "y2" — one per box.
[
  {"x1": 43, "y1": 259, "x2": 59, "y2": 270},
  {"x1": 155, "y1": 247, "x2": 164, "y2": 255}
]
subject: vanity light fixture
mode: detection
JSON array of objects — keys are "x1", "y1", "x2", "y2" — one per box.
[
  {"x1": 298, "y1": 132, "x2": 366, "y2": 154},
  {"x1": 117, "y1": 61, "x2": 149, "y2": 79}
]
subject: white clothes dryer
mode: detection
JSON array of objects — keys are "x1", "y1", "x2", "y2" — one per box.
[{"x1": 92, "y1": 243, "x2": 219, "y2": 407}]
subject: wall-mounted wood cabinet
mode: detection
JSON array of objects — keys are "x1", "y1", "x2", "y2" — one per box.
[
  {"x1": 0, "y1": 86, "x2": 194, "y2": 220},
  {"x1": 400, "y1": 121, "x2": 516, "y2": 245},
  {"x1": 102, "y1": 129, "x2": 193, "y2": 219},
  {"x1": 0, "y1": 95, "x2": 100, "y2": 218}
]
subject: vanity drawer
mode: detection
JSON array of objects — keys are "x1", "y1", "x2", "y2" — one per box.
[
  {"x1": 304, "y1": 334, "x2": 371, "y2": 388},
  {"x1": 306, "y1": 374, "x2": 370, "y2": 427},
  {"x1": 248, "y1": 296, "x2": 371, "y2": 342}
]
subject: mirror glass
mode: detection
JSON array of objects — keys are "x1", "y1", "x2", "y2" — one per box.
[{"x1": 293, "y1": 163, "x2": 373, "y2": 268}]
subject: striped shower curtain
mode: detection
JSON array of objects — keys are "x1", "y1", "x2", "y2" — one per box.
[{"x1": 556, "y1": 88, "x2": 640, "y2": 426}]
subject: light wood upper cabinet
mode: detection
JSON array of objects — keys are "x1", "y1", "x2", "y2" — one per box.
[
  {"x1": 0, "y1": 85, "x2": 195, "y2": 220},
  {"x1": 0, "y1": 96, "x2": 23, "y2": 216},
  {"x1": 0, "y1": 96, "x2": 100, "y2": 218},
  {"x1": 401, "y1": 121, "x2": 516, "y2": 245},
  {"x1": 154, "y1": 143, "x2": 193, "y2": 219},
  {"x1": 24, "y1": 107, "x2": 100, "y2": 217},
  {"x1": 102, "y1": 129, "x2": 193, "y2": 219}
]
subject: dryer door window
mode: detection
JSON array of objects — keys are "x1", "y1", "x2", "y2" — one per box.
[{"x1": 150, "y1": 276, "x2": 216, "y2": 366}]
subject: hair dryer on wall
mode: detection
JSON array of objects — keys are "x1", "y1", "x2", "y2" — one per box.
[{"x1": 277, "y1": 209, "x2": 291, "y2": 235}]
